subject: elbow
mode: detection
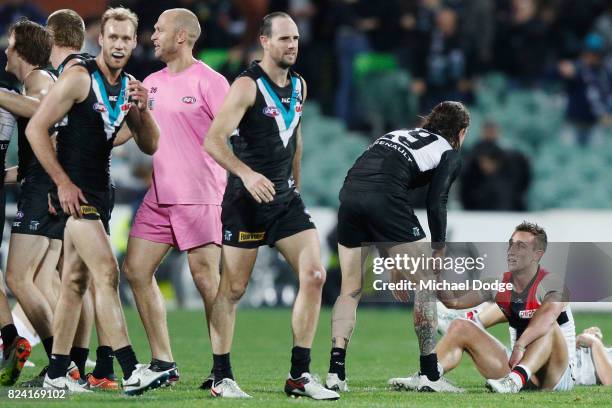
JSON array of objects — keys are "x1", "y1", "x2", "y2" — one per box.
[
  {"x1": 147, "y1": 137, "x2": 159, "y2": 155},
  {"x1": 25, "y1": 120, "x2": 40, "y2": 144}
]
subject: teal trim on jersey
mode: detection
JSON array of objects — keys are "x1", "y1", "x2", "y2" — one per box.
[
  {"x1": 259, "y1": 76, "x2": 297, "y2": 129},
  {"x1": 92, "y1": 71, "x2": 127, "y2": 126}
]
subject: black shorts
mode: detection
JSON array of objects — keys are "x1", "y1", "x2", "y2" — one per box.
[
  {"x1": 12, "y1": 181, "x2": 65, "y2": 240},
  {"x1": 50, "y1": 187, "x2": 112, "y2": 235},
  {"x1": 337, "y1": 188, "x2": 426, "y2": 248},
  {"x1": 221, "y1": 189, "x2": 315, "y2": 248}
]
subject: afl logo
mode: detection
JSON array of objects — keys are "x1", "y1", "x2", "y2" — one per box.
[
  {"x1": 182, "y1": 96, "x2": 196, "y2": 104},
  {"x1": 93, "y1": 102, "x2": 107, "y2": 113},
  {"x1": 295, "y1": 104, "x2": 302, "y2": 113},
  {"x1": 263, "y1": 106, "x2": 280, "y2": 117}
]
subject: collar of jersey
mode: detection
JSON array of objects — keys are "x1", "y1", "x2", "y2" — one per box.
[
  {"x1": 92, "y1": 70, "x2": 127, "y2": 125},
  {"x1": 259, "y1": 75, "x2": 297, "y2": 129}
]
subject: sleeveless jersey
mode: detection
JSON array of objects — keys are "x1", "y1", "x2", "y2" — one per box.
[
  {"x1": 496, "y1": 268, "x2": 576, "y2": 365},
  {"x1": 228, "y1": 61, "x2": 304, "y2": 202},
  {"x1": 57, "y1": 52, "x2": 94, "y2": 76},
  {"x1": 56, "y1": 59, "x2": 131, "y2": 191},
  {"x1": 17, "y1": 66, "x2": 57, "y2": 183}
]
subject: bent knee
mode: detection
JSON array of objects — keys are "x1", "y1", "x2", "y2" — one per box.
[
  {"x1": 224, "y1": 281, "x2": 248, "y2": 303},
  {"x1": 300, "y1": 267, "x2": 327, "y2": 290},
  {"x1": 123, "y1": 260, "x2": 151, "y2": 288},
  {"x1": 92, "y1": 263, "x2": 120, "y2": 289},
  {"x1": 447, "y1": 318, "x2": 474, "y2": 336},
  {"x1": 65, "y1": 275, "x2": 90, "y2": 297}
]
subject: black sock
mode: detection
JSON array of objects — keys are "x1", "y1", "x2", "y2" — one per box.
[
  {"x1": 47, "y1": 354, "x2": 71, "y2": 380},
  {"x1": 213, "y1": 353, "x2": 233, "y2": 382},
  {"x1": 70, "y1": 347, "x2": 89, "y2": 379},
  {"x1": 290, "y1": 346, "x2": 311, "y2": 379},
  {"x1": 420, "y1": 353, "x2": 440, "y2": 381},
  {"x1": 329, "y1": 347, "x2": 346, "y2": 381},
  {"x1": 92, "y1": 346, "x2": 115, "y2": 379},
  {"x1": 42, "y1": 337, "x2": 54, "y2": 360},
  {"x1": 115, "y1": 345, "x2": 138, "y2": 380},
  {"x1": 1, "y1": 324, "x2": 18, "y2": 353},
  {"x1": 150, "y1": 358, "x2": 175, "y2": 371}
]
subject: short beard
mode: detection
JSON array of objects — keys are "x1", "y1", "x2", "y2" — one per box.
[{"x1": 277, "y1": 58, "x2": 294, "y2": 70}]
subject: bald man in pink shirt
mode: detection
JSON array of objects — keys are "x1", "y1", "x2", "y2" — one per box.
[{"x1": 123, "y1": 8, "x2": 229, "y2": 385}]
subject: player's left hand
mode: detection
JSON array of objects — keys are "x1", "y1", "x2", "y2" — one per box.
[
  {"x1": 127, "y1": 80, "x2": 149, "y2": 112},
  {"x1": 583, "y1": 326, "x2": 603, "y2": 340},
  {"x1": 509, "y1": 344, "x2": 525, "y2": 369}
]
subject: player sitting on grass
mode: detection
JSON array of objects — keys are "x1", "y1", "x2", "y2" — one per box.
[
  {"x1": 438, "y1": 306, "x2": 612, "y2": 387},
  {"x1": 391, "y1": 222, "x2": 575, "y2": 393}
]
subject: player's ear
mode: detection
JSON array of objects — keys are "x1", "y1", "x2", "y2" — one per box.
[
  {"x1": 458, "y1": 128, "x2": 467, "y2": 147},
  {"x1": 534, "y1": 249, "x2": 545, "y2": 263},
  {"x1": 177, "y1": 28, "x2": 186, "y2": 45},
  {"x1": 259, "y1": 35, "x2": 268, "y2": 51},
  {"x1": 98, "y1": 32, "x2": 103, "y2": 47}
]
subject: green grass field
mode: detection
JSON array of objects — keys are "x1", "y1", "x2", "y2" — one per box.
[{"x1": 4, "y1": 308, "x2": 612, "y2": 407}]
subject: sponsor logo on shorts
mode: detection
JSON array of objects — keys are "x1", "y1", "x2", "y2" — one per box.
[
  {"x1": 412, "y1": 227, "x2": 420, "y2": 237},
  {"x1": 182, "y1": 96, "x2": 196, "y2": 104},
  {"x1": 262, "y1": 106, "x2": 280, "y2": 117},
  {"x1": 92, "y1": 102, "x2": 107, "y2": 113},
  {"x1": 239, "y1": 231, "x2": 265, "y2": 243},
  {"x1": 224, "y1": 230, "x2": 233, "y2": 241},
  {"x1": 29, "y1": 220, "x2": 40, "y2": 231},
  {"x1": 15, "y1": 211, "x2": 24, "y2": 220},
  {"x1": 519, "y1": 309, "x2": 536, "y2": 319},
  {"x1": 80, "y1": 205, "x2": 100, "y2": 216}
]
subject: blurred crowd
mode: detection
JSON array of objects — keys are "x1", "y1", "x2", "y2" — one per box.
[{"x1": 2, "y1": 0, "x2": 612, "y2": 213}]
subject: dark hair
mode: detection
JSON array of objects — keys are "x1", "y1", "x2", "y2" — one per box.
[
  {"x1": 421, "y1": 101, "x2": 470, "y2": 150},
  {"x1": 9, "y1": 18, "x2": 52, "y2": 67},
  {"x1": 260, "y1": 12, "x2": 292, "y2": 37},
  {"x1": 47, "y1": 9, "x2": 85, "y2": 50},
  {"x1": 514, "y1": 221, "x2": 547, "y2": 251}
]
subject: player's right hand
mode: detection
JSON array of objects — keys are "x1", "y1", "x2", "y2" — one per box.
[
  {"x1": 242, "y1": 170, "x2": 275, "y2": 203},
  {"x1": 390, "y1": 268, "x2": 410, "y2": 303},
  {"x1": 576, "y1": 333, "x2": 601, "y2": 348},
  {"x1": 58, "y1": 180, "x2": 88, "y2": 218}
]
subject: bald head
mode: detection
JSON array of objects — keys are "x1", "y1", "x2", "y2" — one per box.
[{"x1": 162, "y1": 8, "x2": 201, "y2": 47}]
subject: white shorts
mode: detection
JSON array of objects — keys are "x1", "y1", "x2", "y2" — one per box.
[{"x1": 553, "y1": 364, "x2": 575, "y2": 392}]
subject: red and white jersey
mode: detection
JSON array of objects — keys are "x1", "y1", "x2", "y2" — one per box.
[{"x1": 495, "y1": 267, "x2": 576, "y2": 366}]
